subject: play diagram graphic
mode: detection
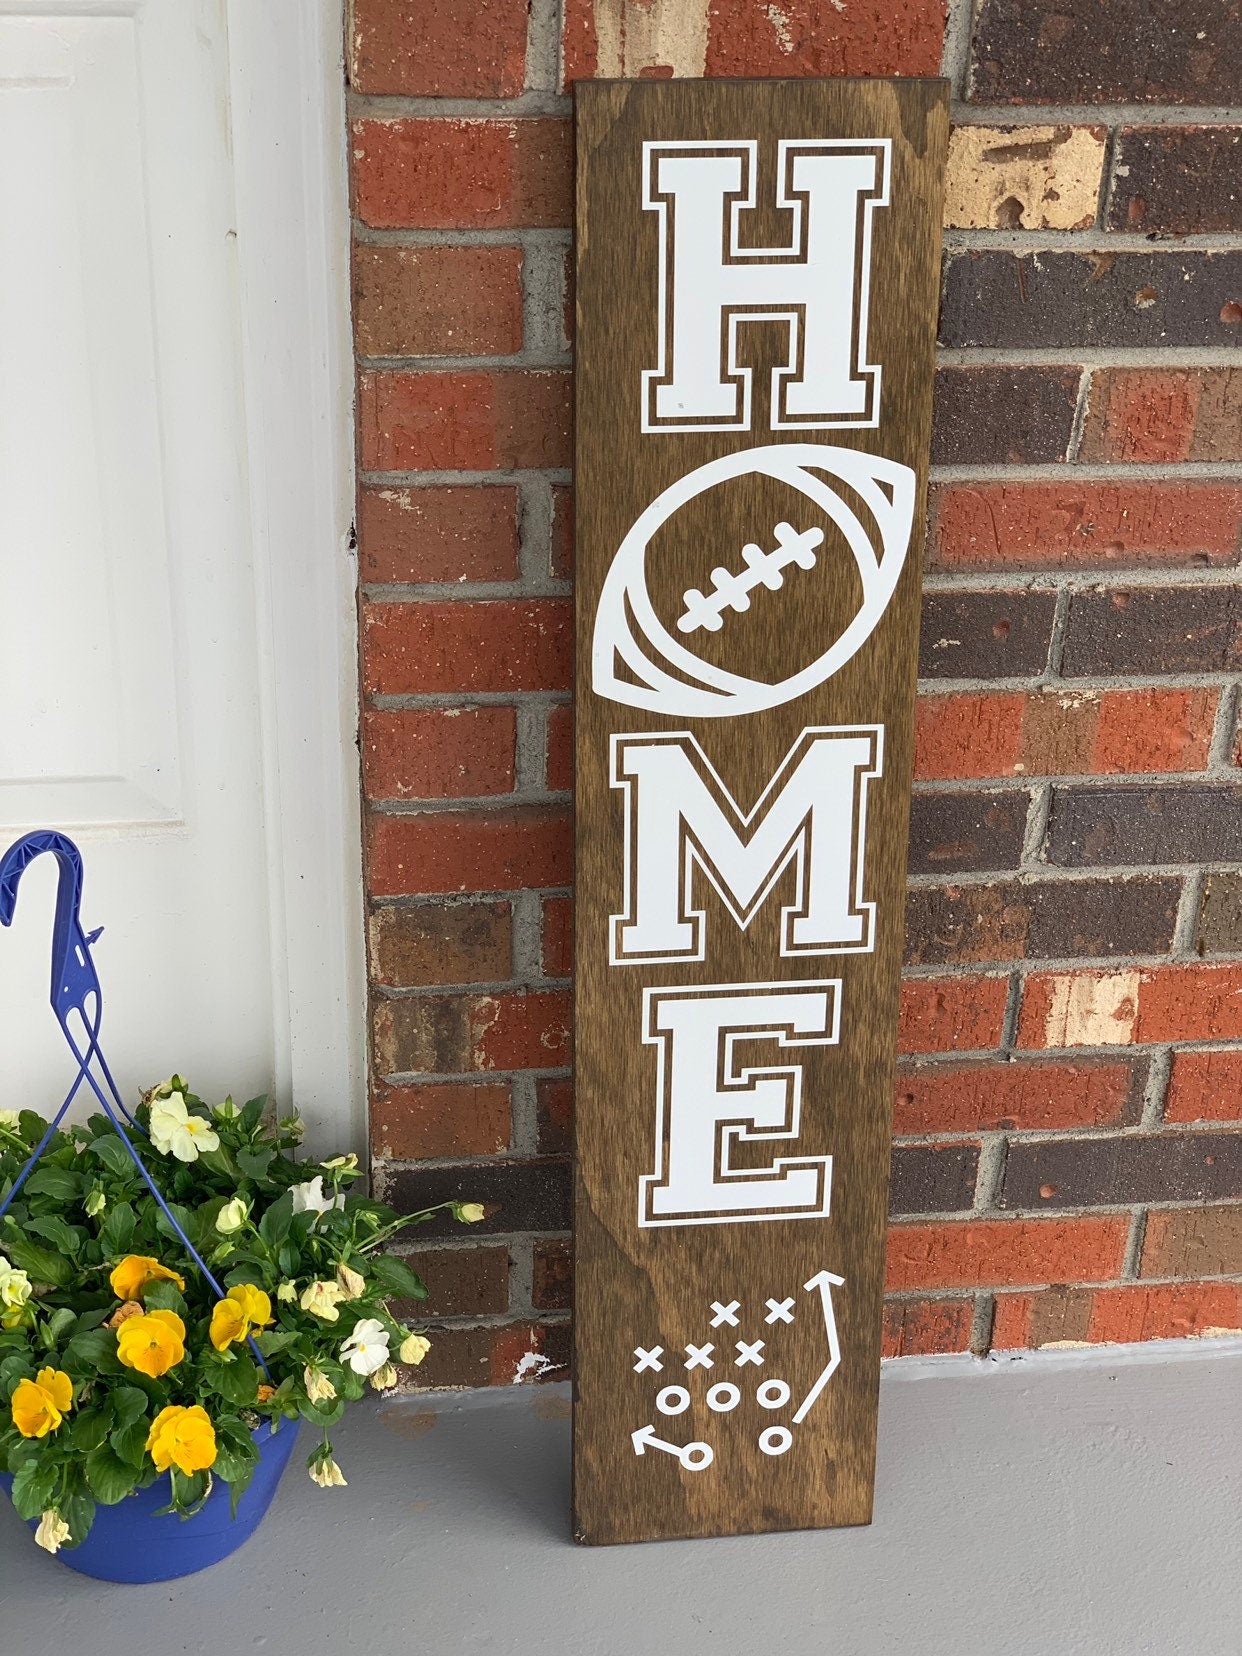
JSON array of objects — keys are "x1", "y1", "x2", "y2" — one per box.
[{"x1": 629, "y1": 1270, "x2": 845, "y2": 1472}]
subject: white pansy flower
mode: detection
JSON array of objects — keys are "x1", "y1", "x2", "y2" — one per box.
[
  {"x1": 303, "y1": 1365, "x2": 337, "y2": 1404},
  {"x1": 0, "y1": 1257, "x2": 31, "y2": 1310},
  {"x1": 215, "y1": 1197, "x2": 249, "y2": 1235},
  {"x1": 398, "y1": 1333, "x2": 431, "y2": 1367},
  {"x1": 309, "y1": 1455, "x2": 347, "y2": 1489},
  {"x1": 340, "y1": 1318, "x2": 391, "y2": 1377},
  {"x1": 34, "y1": 1510, "x2": 71, "y2": 1554},
  {"x1": 300, "y1": 1280, "x2": 346, "y2": 1322},
  {"x1": 290, "y1": 1176, "x2": 345, "y2": 1217},
  {"x1": 148, "y1": 1093, "x2": 220, "y2": 1162},
  {"x1": 335, "y1": 1262, "x2": 366, "y2": 1299}
]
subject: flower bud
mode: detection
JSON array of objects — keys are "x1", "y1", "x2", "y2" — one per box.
[
  {"x1": 457, "y1": 1202, "x2": 486, "y2": 1224},
  {"x1": 84, "y1": 1188, "x2": 107, "y2": 1218},
  {"x1": 335, "y1": 1262, "x2": 366, "y2": 1299},
  {"x1": 398, "y1": 1333, "x2": 431, "y2": 1366},
  {"x1": 369, "y1": 1362, "x2": 399, "y2": 1391},
  {"x1": 215, "y1": 1197, "x2": 249, "y2": 1235},
  {"x1": 276, "y1": 1279, "x2": 298, "y2": 1303}
]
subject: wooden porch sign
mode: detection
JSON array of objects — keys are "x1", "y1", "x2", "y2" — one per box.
[{"x1": 573, "y1": 77, "x2": 948, "y2": 1545}]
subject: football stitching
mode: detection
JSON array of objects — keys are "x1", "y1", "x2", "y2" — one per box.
[{"x1": 676, "y1": 521, "x2": 824, "y2": 635}]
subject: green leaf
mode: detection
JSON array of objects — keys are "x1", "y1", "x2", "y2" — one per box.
[
  {"x1": 64, "y1": 1327, "x2": 122, "y2": 1378},
  {"x1": 85, "y1": 1443, "x2": 140, "y2": 1506},
  {"x1": 111, "y1": 1386, "x2": 149, "y2": 1429},
  {"x1": 277, "y1": 1240, "x2": 300, "y2": 1277},
  {"x1": 142, "y1": 1280, "x2": 188, "y2": 1319},
  {"x1": 2, "y1": 1237, "x2": 72, "y2": 1286},
  {"x1": 89, "y1": 1135, "x2": 139, "y2": 1178},
  {"x1": 237, "y1": 1148, "x2": 274, "y2": 1181},
  {"x1": 366, "y1": 1253, "x2": 429, "y2": 1301},
  {"x1": 68, "y1": 1406, "x2": 114, "y2": 1453},
  {"x1": 211, "y1": 1429, "x2": 258, "y2": 1488},
  {"x1": 26, "y1": 1215, "x2": 84, "y2": 1256},
  {"x1": 204, "y1": 1353, "x2": 260, "y2": 1408},
  {"x1": 10, "y1": 1457, "x2": 58, "y2": 1520},
  {"x1": 298, "y1": 1395, "x2": 345, "y2": 1429},
  {"x1": 44, "y1": 1307, "x2": 78, "y2": 1347},
  {"x1": 258, "y1": 1191, "x2": 293, "y2": 1249},
  {"x1": 110, "y1": 1415, "x2": 149, "y2": 1469},
  {"x1": 23, "y1": 1165, "x2": 83, "y2": 1202},
  {"x1": 17, "y1": 1111, "x2": 48, "y2": 1145},
  {"x1": 251, "y1": 1329, "x2": 299, "y2": 1357},
  {"x1": 98, "y1": 1201, "x2": 136, "y2": 1256},
  {"x1": 239, "y1": 1095, "x2": 268, "y2": 1134},
  {"x1": 61, "y1": 1485, "x2": 96, "y2": 1548}
]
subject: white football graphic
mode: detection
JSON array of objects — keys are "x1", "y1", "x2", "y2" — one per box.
[{"x1": 591, "y1": 443, "x2": 915, "y2": 718}]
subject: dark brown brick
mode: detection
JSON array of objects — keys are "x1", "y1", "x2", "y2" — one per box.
[
  {"x1": 931, "y1": 367, "x2": 1080, "y2": 466},
  {"x1": 1109, "y1": 128, "x2": 1242, "y2": 235},
  {"x1": 908, "y1": 790, "x2": 1030, "y2": 876},
  {"x1": 1001, "y1": 1131, "x2": 1242, "y2": 1211},
  {"x1": 940, "y1": 252, "x2": 1242, "y2": 351},
  {"x1": 383, "y1": 1158, "x2": 571, "y2": 1237},
  {"x1": 532, "y1": 1238, "x2": 572, "y2": 1310},
  {"x1": 969, "y1": 0, "x2": 1242, "y2": 106},
  {"x1": 396, "y1": 1321, "x2": 570, "y2": 1390},
  {"x1": 904, "y1": 877, "x2": 1180, "y2": 966},
  {"x1": 1141, "y1": 1206, "x2": 1242, "y2": 1278},
  {"x1": 1045, "y1": 785, "x2": 1242, "y2": 868},
  {"x1": 392, "y1": 1246, "x2": 511, "y2": 1318},
  {"x1": 535, "y1": 1077, "x2": 572, "y2": 1155},
  {"x1": 1196, "y1": 874, "x2": 1242, "y2": 955},
  {"x1": 368, "y1": 901, "x2": 512, "y2": 988},
  {"x1": 1061, "y1": 586, "x2": 1242, "y2": 678},
  {"x1": 888, "y1": 1142, "x2": 980, "y2": 1215},
  {"x1": 919, "y1": 590, "x2": 1057, "y2": 681}
]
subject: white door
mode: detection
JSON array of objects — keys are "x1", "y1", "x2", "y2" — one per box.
[{"x1": 0, "y1": 0, "x2": 362, "y2": 1142}]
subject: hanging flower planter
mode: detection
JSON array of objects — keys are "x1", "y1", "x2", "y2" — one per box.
[{"x1": 0, "y1": 832, "x2": 482, "y2": 1581}]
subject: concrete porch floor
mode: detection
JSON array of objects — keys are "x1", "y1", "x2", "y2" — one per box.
[{"x1": 2, "y1": 1340, "x2": 1240, "y2": 1655}]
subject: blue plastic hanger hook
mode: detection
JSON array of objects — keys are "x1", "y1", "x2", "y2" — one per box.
[{"x1": 0, "y1": 829, "x2": 104, "y2": 1037}]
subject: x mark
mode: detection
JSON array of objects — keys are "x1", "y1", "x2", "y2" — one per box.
[
  {"x1": 633, "y1": 1346, "x2": 664, "y2": 1373},
  {"x1": 709, "y1": 1301, "x2": 740, "y2": 1328},
  {"x1": 765, "y1": 1298, "x2": 795, "y2": 1325},
  {"x1": 684, "y1": 1342, "x2": 714, "y2": 1370},
  {"x1": 735, "y1": 1339, "x2": 765, "y2": 1367}
]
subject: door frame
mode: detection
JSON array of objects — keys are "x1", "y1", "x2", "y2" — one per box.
[{"x1": 225, "y1": 0, "x2": 363, "y2": 1148}]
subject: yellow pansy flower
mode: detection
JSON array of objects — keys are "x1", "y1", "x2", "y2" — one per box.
[
  {"x1": 12, "y1": 1368, "x2": 74, "y2": 1438},
  {"x1": 116, "y1": 1309, "x2": 186, "y2": 1378},
  {"x1": 146, "y1": 1404, "x2": 217, "y2": 1476},
  {"x1": 209, "y1": 1283, "x2": 274, "y2": 1352},
  {"x1": 109, "y1": 1255, "x2": 186, "y2": 1302}
]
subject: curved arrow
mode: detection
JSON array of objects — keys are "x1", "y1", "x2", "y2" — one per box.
[
  {"x1": 631, "y1": 1425, "x2": 714, "y2": 1471},
  {"x1": 792, "y1": 1269, "x2": 844, "y2": 1426}
]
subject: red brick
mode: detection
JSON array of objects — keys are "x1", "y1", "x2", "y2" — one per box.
[
  {"x1": 885, "y1": 1216, "x2": 1128, "y2": 1291},
  {"x1": 368, "y1": 900, "x2": 512, "y2": 987},
  {"x1": 930, "y1": 482, "x2": 1242, "y2": 571},
  {"x1": 398, "y1": 1322, "x2": 570, "y2": 1390},
  {"x1": 362, "y1": 707, "x2": 515, "y2": 801},
  {"x1": 997, "y1": 1283, "x2": 1242, "y2": 1350},
  {"x1": 897, "y1": 975, "x2": 1009, "y2": 1055},
  {"x1": 1165, "y1": 1049, "x2": 1242, "y2": 1124},
  {"x1": 536, "y1": 1077, "x2": 573, "y2": 1155},
  {"x1": 375, "y1": 989, "x2": 572, "y2": 1074},
  {"x1": 561, "y1": 0, "x2": 945, "y2": 81},
  {"x1": 913, "y1": 688, "x2": 1216, "y2": 781},
  {"x1": 1018, "y1": 965, "x2": 1242, "y2": 1050},
  {"x1": 894, "y1": 1058, "x2": 1143, "y2": 1135},
  {"x1": 358, "y1": 485, "x2": 520, "y2": 585},
  {"x1": 362, "y1": 600, "x2": 571, "y2": 695},
  {"x1": 358, "y1": 370, "x2": 571, "y2": 472},
  {"x1": 371, "y1": 1079, "x2": 512, "y2": 1158},
  {"x1": 546, "y1": 702, "x2": 572, "y2": 791},
  {"x1": 706, "y1": 0, "x2": 945, "y2": 77},
  {"x1": 881, "y1": 1296, "x2": 975, "y2": 1358},
  {"x1": 550, "y1": 486, "x2": 573, "y2": 578},
  {"x1": 368, "y1": 807, "x2": 572, "y2": 896},
  {"x1": 541, "y1": 895, "x2": 572, "y2": 977},
  {"x1": 353, "y1": 245, "x2": 523, "y2": 358},
  {"x1": 352, "y1": 119, "x2": 571, "y2": 231},
  {"x1": 1080, "y1": 368, "x2": 1242, "y2": 465},
  {"x1": 350, "y1": 0, "x2": 528, "y2": 96}
]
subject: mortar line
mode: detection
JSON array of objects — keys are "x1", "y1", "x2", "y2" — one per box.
[
  {"x1": 1140, "y1": 1049, "x2": 1174, "y2": 1129},
  {"x1": 1121, "y1": 1210, "x2": 1148, "y2": 1280}
]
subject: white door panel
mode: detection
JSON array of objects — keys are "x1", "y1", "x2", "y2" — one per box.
[{"x1": 0, "y1": 0, "x2": 318, "y2": 1116}]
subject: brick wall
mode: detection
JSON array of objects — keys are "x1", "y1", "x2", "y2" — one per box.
[{"x1": 347, "y1": 0, "x2": 1242, "y2": 1387}]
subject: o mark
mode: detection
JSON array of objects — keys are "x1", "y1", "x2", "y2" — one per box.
[
  {"x1": 757, "y1": 1379, "x2": 791, "y2": 1410},
  {"x1": 759, "y1": 1426, "x2": 793, "y2": 1456},
  {"x1": 656, "y1": 1385, "x2": 691, "y2": 1416},
  {"x1": 706, "y1": 1382, "x2": 741, "y2": 1413}
]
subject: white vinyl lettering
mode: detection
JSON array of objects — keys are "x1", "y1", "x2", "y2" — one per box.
[
  {"x1": 611, "y1": 727, "x2": 881, "y2": 965},
  {"x1": 639, "y1": 982, "x2": 838, "y2": 1228},
  {"x1": 642, "y1": 139, "x2": 890, "y2": 432}
]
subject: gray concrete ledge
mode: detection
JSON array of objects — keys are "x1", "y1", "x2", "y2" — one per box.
[{"x1": 3, "y1": 1339, "x2": 1241, "y2": 1655}]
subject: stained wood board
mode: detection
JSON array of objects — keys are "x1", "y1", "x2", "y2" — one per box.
[{"x1": 573, "y1": 76, "x2": 949, "y2": 1545}]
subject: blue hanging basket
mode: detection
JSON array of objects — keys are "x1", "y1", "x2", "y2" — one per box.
[{"x1": 0, "y1": 831, "x2": 299, "y2": 1581}]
